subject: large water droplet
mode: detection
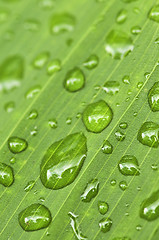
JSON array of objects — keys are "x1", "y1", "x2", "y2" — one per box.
[
  {"x1": 98, "y1": 201, "x2": 109, "y2": 215},
  {"x1": 148, "y1": 5, "x2": 159, "y2": 23},
  {"x1": 68, "y1": 212, "x2": 87, "y2": 240},
  {"x1": 148, "y1": 82, "x2": 159, "y2": 112},
  {"x1": 40, "y1": 132, "x2": 87, "y2": 189},
  {"x1": 25, "y1": 85, "x2": 41, "y2": 99},
  {"x1": 8, "y1": 137, "x2": 28, "y2": 153},
  {"x1": 0, "y1": 56, "x2": 24, "y2": 92},
  {"x1": 83, "y1": 55, "x2": 99, "y2": 70},
  {"x1": 140, "y1": 189, "x2": 159, "y2": 221},
  {"x1": 103, "y1": 81, "x2": 120, "y2": 95},
  {"x1": 32, "y1": 52, "x2": 49, "y2": 69},
  {"x1": 99, "y1": 218, "x2": 112, "y2": 233},
  {"x1": 105, "y1": 30, "x2": 134, "y2": 59},
  {"x1": 137, "y1": 121, "x2": 159, "y2": 148},
  {"x1": 0, "y1": 163, "x2": 14, "y2": 187},
  {"x1": 64, "y1": 67, "x2": 85, "y2": 92},
  {"x1": 47, "y1": 59, "x2": 61, "y2": 75},
  {"x1": 118, "y1": 155, "x2": 140, "y2": 176},
  {"x1": 81, "y1": 179, "x2": 99, "y2": 202},
  {"x1": 116, "y1": 9, "x2": 127, "y2": 24},
  {"x1": 18, "y1": 203, "x2": 52, "y2": 231},
  {"x1": 101, "y1": 140, "x2": 113, "y2": 154},
  {"x1": 82, "y1": 100, "x2": 113, "y2": 133},
  {"x1": 24, "y1": 180, "x2": 35, "y2": 192},
  {"x1": 50, "y1": 13, "x2": 75, "y2": 34}
]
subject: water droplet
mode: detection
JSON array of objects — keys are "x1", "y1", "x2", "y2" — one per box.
[
  {"x1": 25, "y1": 85, "x2": 41, "y2": 99},
  {"x1": 47, "y1": 59, "x2": 61, "y2": 75},
  {"x1": 137, "y1": 186, "x2": 141, "y2": 191},
  {"x1": 99, "y1": 218, "x2": 112, "y2": 233},
  {"x1": 122, "y1": 75, "x2": 130, "y2": 84},
  {"x1": 0, "y1": 163, "x2": 14, "y2": 187},
  {"x1": 140, "y1": 189, "x2": 159, "y2": 221},
  {"x1": 119, "y1": 181, "x2": 128, "y2": 191},
  {"x1": 24, "y1": 180, "x2": 35, "y2": 192},
  {"x1": 118, "y1": 155, "x2": 140, "y2": 176},
  {"x1": 116, "y1": 9, "x2": 127, "y2": 24},
  {"x1": 136, "y1": 225, "x2": 142, "y2": 231},
  {"x1": 8, "y1": 137, "x2": 28, "y2": 153},
  {"x1": 105, "y1": 30, "x2": 134, "y2": 59},
  {"x1": 148, "y1": 5, "x2": 159, "y2": 23},
  {"x1": 48, "y1": 119, "x2": 57, "y2": 129},
  {"x1": 30, "y1": 126, "x2": 38, "y2": 136},
  {"x1": 64, "y1": 67, "x2": 85, "y2": 92},
  {"x1": 119, "y1": 122, "x2": 128, "y2": 129},
  {"x1": 24, "y1": 19, "x2": 40, "y2": 31},
  {"x1": 82, "y1": 100, "x2": 113, "y2": 133},
  {"x1": 4, "y1": 101, "x2": 15, "y2": 113},
  {"x1": 144, "y1": 72, "x2": 150, "y2": 79},
  {"x1": 110, "y1": 179, "x2": 116, "y2": 186},
  {"x1": 68, "y1": 212, "x2": 87, "y2": 240},
  {"x1": 18, "y1": 203, "x2": 52, "y2": 231},
  {"x1": 40, "y1": 132, "x2": 87, "y2": 189},
  {"x1": 101, "y1": 140, "x2": 113, "y2": 154},
  {"x1": 66, "y1": 117, "x2": 72, "y2": 125},
  {"x1": 0, "y1": 8, "x2": 9, "y2": 23},
  {"x1": 103, "y1": 81, "x2": 120, "y2": 95},
  {"x1": 0, "y1": 55, "x2": 24, "y2": 92},
  {"x1": 115, "y1": 130, "x2": 125, "y2": 141},
  {"x1": 83, "y1": 54, "x2": 99, "y2": 70},
  {"x1": 137, "y1": 82, "x2": 143, "y2": 89},
  {"x1": 133, "y1": 112, "x2": 137, "y2": 117},
  {"x1": 151, "y1": 164, "x2": 158, "y2": 171},
  {"x1": 155, "y1": 37, "x2": 159, "y2": 44},
  {"x1": 98, "y1": 201, "x2": 109, "y2": 215},
  {"x1": 50, "y1": 13, "x2": 75, "y2": 34},
  {"x1": 10, "y1": 157, "x2": 16, "y2": 164},
  {"x1": 131, "y1": 26, "x2": 141, "y2": 35},
  {"x1": 81, "y1": 179, "x2": 99, "y2": 202},
  {"x1": 76, "y1": 112, "x2": 82, "y2": 119},
  {"x1": 39, "y1": 197, "x2": 45, "y2": 203},
  {"x1": 32, "y1": 52, "x2": 49, "y2": 69},
  {"x1": 148, "y1": 82, "x2": 159, "y2": 112},
  {"x1": 28, "y1": 110, "x2": 38, "y2": 119},
  {"x1": 137, "y1": 121, "x2": 159, "y2": 148}
]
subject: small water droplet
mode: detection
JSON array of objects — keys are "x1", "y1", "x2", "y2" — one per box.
[
  {"x1": 82, "y1": 100, "x2": 113, "y2": 133},
  {"x1": 98, "y1": 201, "x2": 109, "y2": 215},
  {"x1": 115, "y1": 130, "x2": 125, "y2": 141},
  {"x1": 136, "y1": 225, "x2": 142, "y2": 231},
  {"x1": 144, "y1": 72, "x2": 150, "y2": 79},
  {"x1": 103, "y1": 81, "x2": 120, "y2": 95},
  {"x1": 30, "y1": 126, "x2": 38, "y2": 136},
  {"x1": 148, "y1": 5, "x2": 159, "y2": 23},
  {"x1": 119, "y1": 122, "x2": 128, "y2": 129},
  {"x1": 81, "y1": 179, "x2": 99, "y2": 202},
  {"x1": 118, "y1": 155, "x2": 140, "y2": 176},
  {"x1": 47, "y1": 59, "x2": 61, "y2": 75},
  {"x1": 8, "y1": 137, "x2": 28, "y2": 153},
  {"x1": 50, "y1": 13, "x2": 75, "y2": 34},
  {"x1": 76, "y1": 112, "x2": 82, "y2": 119},
  {"x1": 48, "y1": 119, "x2": 57, "y2": 129},
  {"x1": 101, "y1": 140, "x2": 113, "y2": 154},
  {"x1": 137, "y1": 82, "x2": 143, "y2": 89},
  {"x1": 10, "y1": 157, "x2": 16, "y2": 164},
  {"x1": 105, "y1": 30, "x2": 134, "y2": 59},
  {"x1": 155, "y1": 37, "x2": 159, "y2": 44},
  {"x1": 4, "y1": 101, "x2": 15, "y2": 113},
  {"x1": 110, "y1": 179, "x2": 116, "y2": 186},
  {"x1": 131, "y1": 26, "x2": 141, "y2": 35},
  {"x1": 116, "y1": 9, "x2": 127, "y2": 24},
  {"x1": 24, "y1": 180, "x2": 35, "y2": 192},
  {"x1": 151, "y1": 164, "x2": 158, "y2": 171},
  {"x1": 83, "y1": 54, "x2": 99, "y2": 70},
  {"x1": 64, "y1": 67, "x2": 85, "y2": 92},
  {"x1": 18, "y1": 203, "x2": 52, "y2": 231},
  {"x1": 24, "y1": 19, "x2": 40, "y2": 31},
  {"x1": 66, "y1": 117, "x2": 72, "y2": 125},
  {"x1": 137, "y1": 186, "x2": 141, "y2": 191},
  {"x1": 148, "y1": 82, "x2": 159, "y2": 112},
  {"x1": 133, "y1": 112, "x2": 138, "y2": 117},
  {"x1": 0, "y1": 163, "x2": 14, "y2": 187},
  {"x1": 99, "y1": 217, "x2": 112, "y2": 233},
  {"x1": 122, "y1": 75, "x2": 130, "y2": 84},
  {"x1": 32, "y1": 52, "x2": 49, "y2": 69},
  {"x1": 28, "y1": 110, "x2": 38, "y2": 119},
  {"x1": 39, "y1": 197, "x2": 45, "y2": 203},
  {"x1": 119, "y1": 181, "x2": 128, "y2": 191},
  {"x1": 25, "y1": 85, "x2": 41, "y2": 99}
]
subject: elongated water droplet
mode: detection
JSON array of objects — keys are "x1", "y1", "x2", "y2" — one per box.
[
  {"x1": 18, "y1": 203, "x2": 52, "y2": 231},
  {"x1": 0, "y1": 55, "x2": 24, "y2": 92},
  {"x1": 101, "y1": 140, "x2": 113, "y2": 154},
  {"x1": 122, "y1": 75, "x2": 130, "y2": 84},
  {"x1": 115, "y1": 130, "x2": 125, "y2": 141},
  {"x1": 83, "y1": 55, "x2": 99, "y2": 70},
  {"x1": 0, "y1": 163, "x2": 14, "y2": 187},
  {"x1": 137, "y1": 121, "x2": 159, "y2": 148},
  {"x1": 24, "y1": 180, "x2": 35, "y2": 192},
  {"x1": 118, "y1": 155, "x2": 140, "y2": 176},
  {"x1": 131, "y1": 26, "x2": 141, "y2": 35},
  {"x1": 68, "y1": 212, "x2": 87, "y2": 240},
  {"x1": 105, "y1": 30, "x2": 134, "y2": 59},
  {"x1": 48, "y1": 119, "x2": 57, "y2": 129},
  {"x1": 99, "y1": 218, "x2": 112, "y2": 233},
  {"x1": 119, "y1": 181, "x2": 128, "y2": 191},
  {"x1": 103, "y1": 81, "x2": 120, "y2": 95},
  {"x1": 148, "y1": 5, "x2": 159, "y2": 23},
  {"x1": 50, "y1": 13, "x2": 75, "y2": 34},
  {"x1": 8, "y1": 137, "x2": 28, "y2": 153},
  {"x1": 24, "y1": 19, "x2": 40, "y2": 31},
  {"x1": 116, "y1": 9, "x2": 127, "y2": 24},
  {"x1": 4, "y1": 101, "x2": 15, "y2": 113},
  {"x1": 25, "y1": 85, "x2": 41, "y2": 99},
  {"x1": 0, "y1": 8, "x2": 9, "y2": 23},
  {"x1": 148, "y1": 82, "x2": 159, "y2": 112},
  {"x1": 40, "y1": 132, "x2": 87, "y2": 189},
  {"x1": 82, "y1": 100, "x2": 113, "y2": 133},
  {"x1": 140, "y1": 189, "x2": 159, "y2": 221},
  {"x1": 47, "y1": 59, "x2": 61, "y2": 75},
  {"x1": 64, "y1": 67, "x2": 85, "y2": 92},
  {"x1": 81, "y1": 179, "x2": 99, "y2": 202},
  {"x1": 28, "y1": 110, "x2": 38, "y2": 119},
  {"x1": 32, "y1": 52, "x2": 49, "y2": 69},
  {"x1": 119, "y1": 122, "x2": 128, "y2": 129},
  {"x1": 98, "y1": 201, "x2": 109, "y2": 215}
]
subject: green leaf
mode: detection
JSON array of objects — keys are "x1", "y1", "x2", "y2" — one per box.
[{"x1": 0, "y1": 0, "x2": 159, "y2": 240}]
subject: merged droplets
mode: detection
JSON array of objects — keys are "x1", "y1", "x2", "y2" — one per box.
[
  {"x1": 105, "y1": 30, "x2": 134, "y2": 59},
  {"x1": 82, "y1": 100, "x2": 113, "y2": 133},
  {"x1": 99, "y1": 218, "x2": 112, "y2": 233},
  {"x1": 148, "y1": 82, "x2": 159, "y2": 112},
  {"x1": 40, "y1": 132, "x2": 87, "y2": 189},
  {"x1": 81, "y1": 179, "x2": 99, "y2": 202},
  {"x1": 47, "y1": 59, "x2": 61, "y2": 75},
  {"x1": 0, "y1": 55, "x2": 24, "y2": 92},
  {"x1": 118, "y1": 155, "x2": 140, "y2": 176},
  {"x1": 98, "y1": 201, "x2": 109, "y2": 215},
  {"x1": 101, "y1": 140, "x2": 113, "y2": 154},
  {"x1": 83, "y1": 54, "x2": 99, "y2": 70},
  {"x1": 137, "y1": 121, "x2": 159, "y2": 148},
  {"x1": 148, "y1": 5, "x2": 159, "y2": 23},
  {"x1": 116, "y1": 9, "x2": 127, "y2": 24},
  {"x1": 25, "y1": 85, "x2": 41, "y2": 99},
  {"x1": 64, "y1": 67, "x2": 85, "y2": 92},
  {"x1": 18, "y1": 203, "x2": 52, "y2": 231},
  {"x1": 103, "y1": 81, "x2": 120, "y2": 95},
  {"x1": 32, "y1": 52, "x2": 49, "y2": 69},
  {"x1": 8, "y1": 137, "x2": 28, "y2": 153},
  {"x1": 50, "y1": 13, "x2": 76, "y2": 34},
  {"x1": 0, "y1": 163, "x2": 14, "y2": 187}
]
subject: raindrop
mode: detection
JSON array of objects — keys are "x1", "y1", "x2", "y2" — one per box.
[
  {"x1": 116, "y1": 9, "x2": 127, "y2": 24},
  {"x1": 81, "y1": 179, "x2": 99, "y2": 202},
  {"x1": 99, "y1": 218, "x2": 112, "y2": 233},
  {"x1": 151, "y1": 164, "x2": 158, "y2": 171},
  {"x1": 28, "y1": 110, "x2": 38, "y2": 119},
  {"x1": 119, "y1": 181, "x2": 128, "y2": 191},
  {"x1": 30, "y1": 126, "x2": 38, "y2": 136},
  {"x1": 137, "y1": 82, "x2": 143, "y2": 89},
  {"x1": 10, "y1": 157, "x2": 16, "y2": 164},
  {"x1": 155, "y1": 37, "x2": 159, "y2": 44},
  {"x1": 0, "y1": 163, "x2": 14, "y2": 187},
  {"x1": 119, "y1": 122, "x2": 128, "y2": 129},
  {"x1": 101, "y1": 140, "x2": 113, "y2": 154},
  {"x1": 39, "y1": 0, "x2": 54, "y2": 9},
  {"x1": 136, "y1": 225, "x2": 142, "y2": 231},
  {"x1": 47, "y1": 59, "x2": 61, "y2": 75},
  {"x1": 98, "y1": 201, "x2": 109, "y2": 215},
  {"x1": 8, "y1": 137, "x2": 28, "y2": 153},
  {"x1": 83, "y1": 54, "x2": 99, "y2": 70},
  {"x1": 148, "y1": 82, "x2": 159, "y2": 112},
  {"x1": 118, "y1": 155, "x2": 140, "y2": 176},
  {"x1": 48, "y1": 119, "x2": 57, "y2": 129},
  {"x1": 110, "y1": 179, "x2": 116, "y2": 186},
  {"x1": 64, "y1": 67, "x2": 85, "y2": 92},
  {"x1": 148, "y1": 5, "x2": 159, "y2": 23}
]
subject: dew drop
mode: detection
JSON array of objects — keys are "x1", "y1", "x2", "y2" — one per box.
[
  {"x1": 48, "y1": 119, "x2": 57, "y2": 129},
  {"x1": 82, "y1": 100, "x2": 113, "y2": 133},
  {"x1": 115, "y1": 130, "x2": 125, "y2": 141},
  {"x1": 151, "y1": 164, "x2": 158, "y2": 171},
  {"x1": 122, "y1": 75, "x2": 130, "y2": 84},
  {"x1": 148, "y1": 82, "x2": 159, "y2": 112},
  {"x1": 81, "y1": 179, "x2": 99, "y2": 202},
  {"x1": 105, "y1": 30, "x2": 134, "y2": 59},
  {"x1": 148, "y1": 5, "x2": 159, "y2": 23},
  {"x1": 24, "y1": 180, "x2": 35, "y2": 192},
  {"x1": 32, "y1": 52, "x2": 49, "y2": 69},
  {"x1": 98, "y1": 201, "x2": 109, "y2": 215},
  {"x1": 116, "y1": 9, "x2": 127, "y2": 24},
  {"x1": 25, "y1": 85, "x2": 41, "y2": 99},
  {"x1": 8, "y1": 137, "x2": 28, "y2": 153},
  {"x1": 40, "y1": 132, "x2": 87, "y2": 189},
  {"x1": 4, "y1": 101, "x2": 15, "y2": 113},
  {"x1": 103, "y1": 81, "x2": 120, "y2": 95},
  {"x1": 64, "y1": 67, "x2": 85, "y2": 92},
  {"x1": 24, "y1": 19, "x2": 40, "y2": 31},
  {"x1": 50, "y1": 13, "x2": 75, "y2": 34},
  {"x1": 119, "y1": 181, "x2": 128, "y2": 191},
  {"x1": 83, "y1": 54, "x2": 99, "y2": 70},
  {"x1": 0, "y1": 163, "x2": 14, "y2": 187},
  {"x1": 47, "y1": 59, "x2": 61, "y2": 75},
  {"x1": 99, "y1": 217, "x2": 112, "y2": 233},
  {"x1": 66, "y1": 117, "x2": 72, "y2": 125},
  {"x1": 119, "y1": 122, "x2": 128, "y2": 129},
  {"x1": 18, "y1": 203, "x2": 52, "y2": 231},
  {"x1": 110, "y1": 179, "x2": 116, "y2": 186},
  {"x1": 131, "y1": 26, "x2": 141, "y2": 35},
  {"x1": 136, "y1": 225, "x2": 142, "y2": 231},
  {"x1": 28, "y1": 110, "x2": 38, "y2": 119},
  {"x1": 10, "y1": 157, "x2": 16, "y2": 164},
  {"x1": 118, "y1": 155, "x2": 140, "y2": 176},
  {"x1": 101, "y1": 140, "x2": 113, "y2": 154}
]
